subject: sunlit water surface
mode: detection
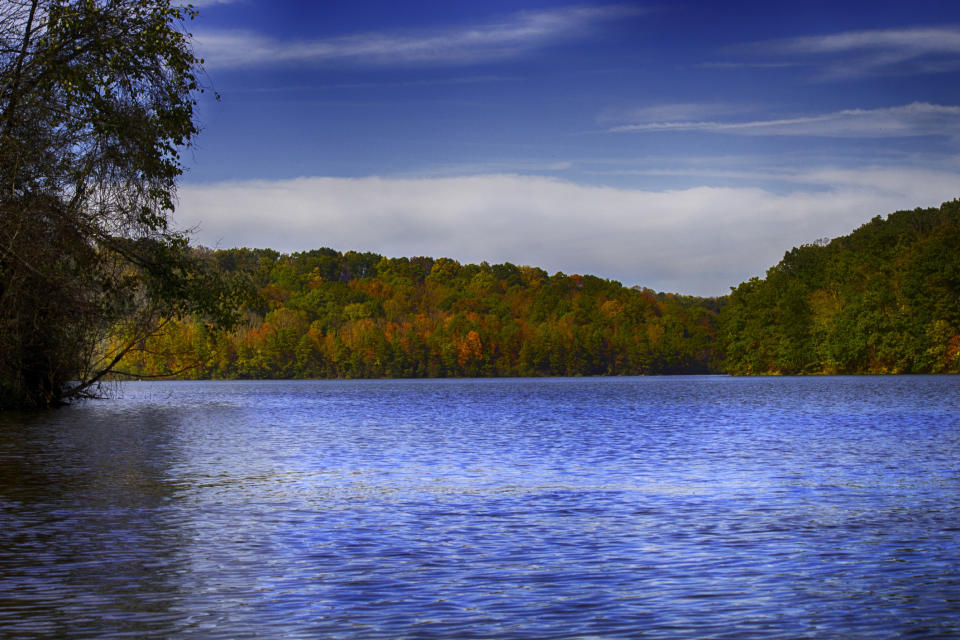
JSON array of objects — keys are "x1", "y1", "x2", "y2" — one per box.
[{"x1": 2, "y1": 376, "x2": 959, "y2": 638}]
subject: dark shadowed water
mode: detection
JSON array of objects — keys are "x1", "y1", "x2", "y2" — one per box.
[{"x1": 1, "y1": 376, "x2": 959, "y2": 639}]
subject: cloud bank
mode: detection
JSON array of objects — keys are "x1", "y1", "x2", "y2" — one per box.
[
  {"x1": 177, "y1": 171, "x2": 959, "y2": 296},
  {"x1": 194, "y1": 5, "x2": 640, "y2": 68}
]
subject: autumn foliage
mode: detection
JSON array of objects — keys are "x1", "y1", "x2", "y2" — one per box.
[
  {"x1": 116, "y1": 199, "x2": 960, "y2": 380},
  {"x1": 116, "y1": 250, "x2": 723, "y2": 379}
]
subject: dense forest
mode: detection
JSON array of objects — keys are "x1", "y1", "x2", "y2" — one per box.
[
  {"x1": 720, "y1": 199, "x2": 960, "y2": 374},
  {"x1": 115, "y1": 250, "x2": 723, "y2": 379},
  {"x1": 115, "y1": 199, "x2": 960, "y2": 380}
]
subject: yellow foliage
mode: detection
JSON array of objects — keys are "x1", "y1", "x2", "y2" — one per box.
[{"x1": 599, "y1": 299, "x2": 624, "y2": 318}]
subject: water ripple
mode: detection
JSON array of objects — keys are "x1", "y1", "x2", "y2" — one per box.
[{"x1": 1, "y1": 376, "x2": 959, "y2": 638}]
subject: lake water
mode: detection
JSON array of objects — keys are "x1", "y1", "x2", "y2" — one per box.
[{"x1": 1, "y1": 376, "x2": 959, "y2": 638}]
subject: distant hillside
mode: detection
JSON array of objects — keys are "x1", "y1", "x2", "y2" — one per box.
[
  {"x1": 720, "y1": 199, "x2": 960, "y2": 374},
  {"x1": 116, "y1": 249, "x2": 723, "y2": 379},
  {"x1": 116, "y1": 199, "x2": 960, "y2": 379}
]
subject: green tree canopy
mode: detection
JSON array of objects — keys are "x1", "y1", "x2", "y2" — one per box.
[{"x1": 719, "y1": 200, "x2": 960, "y2": 375}]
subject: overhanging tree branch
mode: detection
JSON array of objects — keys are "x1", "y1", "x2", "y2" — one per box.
[{"x1": 1, "y1": 1, "x2": 238, "y2": 409}]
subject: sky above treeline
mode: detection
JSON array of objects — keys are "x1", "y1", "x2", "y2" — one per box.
[{"x1": 176, "y1": 0, "x2": 960, "y2": 296}]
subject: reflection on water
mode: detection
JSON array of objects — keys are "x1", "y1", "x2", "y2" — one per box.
[
  {"x1": 1, "y1": 376, "x2": 959, "y2": 638},
  {"x1": 0, "y1": 407, "x2": 188, "y2": 638}
]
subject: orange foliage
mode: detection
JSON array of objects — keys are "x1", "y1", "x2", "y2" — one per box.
[
  {"x1": 457, "y1": 330, "x2": 483, "y2": 367},
  {"x1": 947, "y1": 335, "x2": 960, "y2": 365}
]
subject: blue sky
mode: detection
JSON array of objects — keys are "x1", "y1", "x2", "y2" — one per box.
[{"x1": 176, "y1": 0, "x2": 960, "y2": 296}]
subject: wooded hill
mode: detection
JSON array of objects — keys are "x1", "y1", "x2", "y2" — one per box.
[
  {"x1": 117, "y1": 199, "x2": 960, "y2": 379},
  {"x1": 721, "y1": 199, "x2": 960, "y2": 374},
  {"x1": 116, "y1": 250, "x2": 723, "y2": 379}
]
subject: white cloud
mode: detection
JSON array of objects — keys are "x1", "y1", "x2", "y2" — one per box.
[
  {"x1": 597, "y1": 102, "x2": 745, "y2": 126},
  {"x1": 610, "y1": 102, "x2": 960, "y2": 138},
  {"x1": 194, "y1": 5, "x2": 641, "y2": 68},
  {"x1": 176, "y1": 171, "x2": 959, "y2": 297},
  {"x1": 730, "y1": 26, "x2": 960, "y2": 78},
  {"x1": 584, "y1": 165, "x2": 960, "y2": 199},
  {"x1": 776, "y1": 26, "x2": 960, "y2": 55}
]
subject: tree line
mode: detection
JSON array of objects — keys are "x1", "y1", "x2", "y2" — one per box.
[
  {"x1": 115, "y1": 199, "x2": 960, "y2": 381},
  {"x1": 114, "y1": 250, "x2": 724, "y2": 380}
]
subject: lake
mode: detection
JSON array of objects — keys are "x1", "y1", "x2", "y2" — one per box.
[{"x1": 1, "y1": 376, "x2": 959, "y2": 638}]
